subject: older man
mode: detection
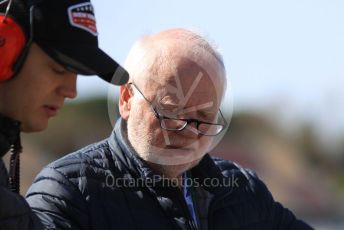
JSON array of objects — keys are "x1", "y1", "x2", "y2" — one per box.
[{"x1": 26, "y1": 29, "x2": 313, "y2": 229}]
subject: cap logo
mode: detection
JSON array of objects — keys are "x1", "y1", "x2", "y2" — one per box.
[{"x1": 68, "y1": 2, "x2": 98, "y2": 36}]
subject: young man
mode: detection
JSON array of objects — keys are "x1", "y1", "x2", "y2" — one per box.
[
  {"x1": 0, "y1": 0, "x2": 128, "y2": 229},
  {"x1": 27, "y1": 29, "x2": 313, "y2": 229}
]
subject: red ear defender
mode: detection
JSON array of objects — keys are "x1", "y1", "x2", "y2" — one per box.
[{"x1": 0, "y1": 15, "x2": 26, "y2": 82}]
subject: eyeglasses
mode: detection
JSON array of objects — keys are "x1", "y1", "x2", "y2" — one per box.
[{"x1": 128, "y1": 83, "x2": 227, "y2": 136}]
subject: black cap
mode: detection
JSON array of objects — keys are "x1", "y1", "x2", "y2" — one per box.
[{"x1": 28, "y1": 0, "x2": 129, "y2": 85}]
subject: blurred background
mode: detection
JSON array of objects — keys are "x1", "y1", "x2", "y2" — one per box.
[{"x1": 13, "y1": 0, "x2": 344, "y2": 229}]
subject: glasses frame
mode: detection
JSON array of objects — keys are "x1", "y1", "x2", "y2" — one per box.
[{"x1": 128, "y1": 83, "x2": 227, "y2": 136}]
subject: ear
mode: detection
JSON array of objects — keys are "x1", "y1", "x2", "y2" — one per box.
[{"x1": 119, "y1": 84, "x2": 133, "y2": 120}]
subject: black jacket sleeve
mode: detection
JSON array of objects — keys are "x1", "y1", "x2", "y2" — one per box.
[
  {"x1": 1, "y1": 157, "x2": 43, "y2": 230},
  {"x1": 0, "y1": 183, "x2": 43, "y2": 230},
  {"x1": 26, "y1": 166, "x2": 90, "y2": 230}
]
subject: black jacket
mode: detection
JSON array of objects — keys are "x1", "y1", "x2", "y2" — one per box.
[
  {"x1": 0, "y1": 114, "x2": 42, "y2": 230},
  {"x1": 27, "y1": 119, "x2": 313, "y2": 230}
]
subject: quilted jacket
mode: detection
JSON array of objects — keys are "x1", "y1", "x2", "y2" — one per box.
[{"x1": 26, "y1": 119, "x2": 313, "y2": 230}]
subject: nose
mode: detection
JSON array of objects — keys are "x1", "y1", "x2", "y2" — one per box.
[{"x1": 58, "y1": 73, "x2": 77, "y2": 99}]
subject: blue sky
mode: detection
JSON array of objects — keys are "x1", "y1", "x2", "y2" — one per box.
[{"x1": 74, "y1": 0, "x2": 344, "y2": 137}]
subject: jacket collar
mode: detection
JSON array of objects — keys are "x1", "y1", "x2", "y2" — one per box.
[
  {"x1": 109, "y1": 118, "x2": 156, "y2": 180},
  {"x1": 109, "y1": 118, "x2": 233, "y2": 195}
]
